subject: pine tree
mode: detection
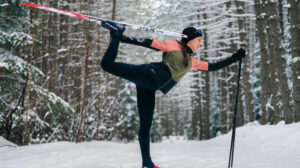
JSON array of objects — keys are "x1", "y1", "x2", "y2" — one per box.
[{"x1": 0, "y1": 1, "x2": 74, "y2": 145}]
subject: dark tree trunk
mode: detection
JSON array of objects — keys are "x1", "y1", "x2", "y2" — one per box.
[
  {"x1": 288, "y1": 0, "x2": 300, "y2": 122},
  {"x1": 235, "y1": 0, "x2": 255, "y2": 123},
  {"x1": 254, "y1": 0, "x2": 271, "y2": 124}
]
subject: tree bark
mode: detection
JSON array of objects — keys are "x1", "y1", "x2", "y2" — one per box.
[
  {"x1": 268, "y1": 0, "x2": 293, "y2": 124},
  {"x1": 288, "y1": 0, "x2": 300, "y2": 122},
  {"x1": 235, "y1": 0, "x2": 255, "y2": 123},
  {"x1": 77, "y1": 0, "x2": 89, "y2": 142},
  {"x1": 96, "y1": 2, "x2": 103, "y2": 140},
  {"x1": 220, "y1": 70, "x2": 228, "y2": 133},
  {"x1": 202, "y1": 13, "x2": 210, "y2": 139},
  {"x1": 24, "y1": 1, "x2": 38, "y2": 145},
  {"x1": 59, "y1": 0, "x2": 71, "y2": 102},
  {"x1": 254, "y1": 0, "x2": 270, "y2": 124},
  {"x1": 265, "y1": 0, "x2": 285, "y2": 124}
]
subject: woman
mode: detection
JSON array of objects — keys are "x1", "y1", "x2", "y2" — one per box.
[{"x1": 101, "y1": 21, "x2": 246, "y2": 168}]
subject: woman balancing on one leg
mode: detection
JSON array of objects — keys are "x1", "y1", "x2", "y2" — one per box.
[{"x1": 101, "y1": 21, "x2": 246, "y2": 168}]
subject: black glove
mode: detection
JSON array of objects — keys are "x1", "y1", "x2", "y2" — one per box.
[
  {"x1": 231, "y1": 48, "x2": 246, "y2": 62},
  {"x1": 101, "y1": 20, "x2": 125, "y2": 37}
]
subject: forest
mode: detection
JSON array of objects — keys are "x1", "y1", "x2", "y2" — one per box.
[{"x1": 0, "y1": 0, "x2": 299, "y2": 146}]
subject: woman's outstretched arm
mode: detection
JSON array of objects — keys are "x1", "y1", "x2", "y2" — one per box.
[
  {"x1": 192, "y1": 48, "x2": 246, "y2": 71},
  {"x1": 208, "y1": 49, "x2": 246, "y2": 71}
]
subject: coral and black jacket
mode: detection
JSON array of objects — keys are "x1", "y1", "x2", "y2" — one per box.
[{"x1": 121, "y1": 36, "x2": 237, "y2": 94}]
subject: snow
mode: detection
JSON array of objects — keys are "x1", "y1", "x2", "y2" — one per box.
[
  {"x1": 266, "y1": 94, "x2": 274, "y2": 111},
  {"x1": 283, "y1": 4, "x2": 291, "y2": 8},
  {"x1": 1, "y1": 122, "x2": 300, "y2": 168},
  {"x1": 32, "y1": 83, "x2": 75, "y2": 113},
  {"x1": 291, "y1": 57, "x2": 300, "y2": 64},
  {"x1": 0, "y1": 3, "x2": 9, "y2": 7},
  {"x1": 0, "y1": 137, "x2": 17, "y2": 148},
  {"x1": 57, "y1": 48, "x2": 68, "y2": 53},
  {"x1": 0, "y1": 48, "x2": 44, "y2": 77},
  {"x1": 0, "y1": 62, "x2": 8, "y2": 69}
]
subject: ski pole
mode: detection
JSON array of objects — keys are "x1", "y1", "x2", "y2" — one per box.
[
  {"x1": 228, "y1": 44, "x2": 245, "y2": 168},
  {"x1": 19, "y1": 3, "x2": 187, "y2": 38}
]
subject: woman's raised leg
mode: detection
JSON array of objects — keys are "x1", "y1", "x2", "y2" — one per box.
[{"x1": 101, "y1": 37, "x2": 157, "y2": 91}]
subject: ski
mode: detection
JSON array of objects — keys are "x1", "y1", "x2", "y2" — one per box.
[{"x1": 19, "y1": 3, "x2": 187, "y2": 38}]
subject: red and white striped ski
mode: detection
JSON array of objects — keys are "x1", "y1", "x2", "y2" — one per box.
[{"x1": 19, "y1": 3, "x2": 187, "y2": 38}]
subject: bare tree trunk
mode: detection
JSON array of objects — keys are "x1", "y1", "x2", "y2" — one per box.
[
  {"x1": 24, "y1": 2, "x2": 38, "y2": 145},
  {"x1": 24, "y1": 66, "x2": 32, "y2": 145},
  {"x1": 77, "y1": 0, "x2": 89, "y2": 142},
  {"x1": 191, "y1": 89, "x2": 198, "y2": 139},
  {"x1": 267, "y1": 0, "x2": 293, "y2": 124},
  {"x1": 161, "y1": 97, "x2": 167, "y2": 137},
  {"x1": 24, "y1": 77, "x2": 31, "y2": 145},
  {"x1": 288, "y1": 0, "x2": 300, "y2": 122},
  {"x1": 199, "y1": 78, "x2": 203, "y2": 140},
  {"x1": 174, "y1": 99, "x2": 179, "y2": 136},
  {"x1": 235, "y1": 1, "x2": 246, "y2": 127},
  {"x1": 95, "y1": 2, "x2": 103, "y2": 139},
  {"x1": 254, "y1": 0, "x2": 270, "y2": 124},
  {"x1": 235, "y1": 0, "x2": 255, "y2": 123},
  {"x1": 165, "y1": 97, "x2": 170, "y2": 138},
  {"x1": 202, "y1": 13, "x2": 210, "y2": 140},
  {"x1": 46, "y1": 1, "x2": 59, "y2": 93},
  {"x1": 59, "y1": 0, "x2": 71, "y2": 102},
  {"x1": 112, "y1": 0, "x2": 116, "y2": 20},
  {"x1": 191, "y1": 69, "x2": 201, "y2": 139},
  {"x1": 224, "y1": 0, "x2": 241, "y2": 130},
  {"x1": 220, "y1": 70, "x2": 227, "y2": 133},
  {"x1": 24, "y1": 25, "x2": 33, "y2": 146},
  {"x1": 265, "y1": 0, "x2": 283, "y2": 124}
]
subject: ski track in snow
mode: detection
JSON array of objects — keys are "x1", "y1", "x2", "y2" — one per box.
[{"x1": 1, "y1": 122, "x2": 300, "y2": 168}]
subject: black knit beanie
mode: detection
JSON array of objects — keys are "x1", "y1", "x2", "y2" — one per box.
[{"x1": 182, "y1": 27, "x2": 203, "y2": 44}]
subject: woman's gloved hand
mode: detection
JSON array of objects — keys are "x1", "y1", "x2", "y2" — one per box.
[
  {"x1": 101, "y1": 20, "x2": 125, "y2": 37},
  {"x1": 231, "y1": 47, "x2": 246, "y2": 62}
]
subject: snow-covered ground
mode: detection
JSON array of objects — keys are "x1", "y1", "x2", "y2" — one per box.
[{"x1": 1, "y1": 121, "x2": 300, "y2": 168}]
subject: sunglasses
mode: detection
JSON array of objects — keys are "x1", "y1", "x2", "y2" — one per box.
[{"x1": 195, "y1": 29, "x2": 203, "y2": 36}]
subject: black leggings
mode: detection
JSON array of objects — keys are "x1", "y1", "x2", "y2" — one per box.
[{"x1": 101, "y1": 37, "x2": 156, "y2": 166}]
